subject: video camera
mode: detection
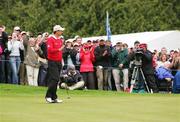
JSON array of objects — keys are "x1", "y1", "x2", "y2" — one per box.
[{"x1": 134, "y1": 48, "x2": 144, "y2": 66}]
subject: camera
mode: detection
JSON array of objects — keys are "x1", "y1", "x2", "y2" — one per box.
[
  {"x1": 83, "y1": 44, "x2": 92, "y2": 50},
  {"x1": 4, "y1": 48, "x2": 11, "y2": 55},
  {"x1": 134, "y1": 48, "x2": 144, "y2": 66}
]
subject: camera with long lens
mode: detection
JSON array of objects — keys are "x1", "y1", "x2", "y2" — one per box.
[
  {"x1": 4, "y1": 48, "x2": 11, "y2": 55},
  {"x1": 134, "y1": 48, "x2": 144, "y2": 66}
]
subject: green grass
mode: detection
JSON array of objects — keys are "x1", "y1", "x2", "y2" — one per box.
[{"x1": 0, "y1": 84, "x2": 179, "y2": 122}]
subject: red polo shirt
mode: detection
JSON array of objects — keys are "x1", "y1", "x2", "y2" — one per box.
[{"x1": 47, "y1": 35, "x2": 63, "y2": 62}]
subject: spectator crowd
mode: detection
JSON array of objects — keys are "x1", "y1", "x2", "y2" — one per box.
[{"x1": 0, "y1": 25, "x2": 180, "y2": 93}]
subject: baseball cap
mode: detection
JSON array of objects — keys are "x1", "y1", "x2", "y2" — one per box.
[
  {"x1": 21, "y1": 31, "x2": 26, "y2": 35},
  {"x1": 53, "y1": 25, "x2": 65, "y2": 32},
  {"x1": 134, "y1": 40, "x2": 140, "y2": 45},
  {"x1": 73, "y1": 42, "x2": 79, "y2": 46},
  {"x1": 65, "y1": 39, "x2": 73, "y2": 43},
  {"x1": 74, "y1": 35, "x2": 80, "y2": 40},
  {"x1": 139, "y1": 43, "x2": 147, "y2": 48},
  {"x1": 14, "y1": 26, "x2": 20, "y2": 31}
]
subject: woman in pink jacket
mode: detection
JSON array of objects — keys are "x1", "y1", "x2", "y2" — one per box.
[{"x1": 80, "y1": 43, "x2": 96, "y2": 89}]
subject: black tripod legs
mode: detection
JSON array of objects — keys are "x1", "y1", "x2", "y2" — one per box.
[{"x1": 130, "y1": 66, "x2": 151, "y2": 93}]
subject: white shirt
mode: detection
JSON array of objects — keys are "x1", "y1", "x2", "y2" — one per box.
[
  {"x1": 8, "y1": 40, "x2": 24, "y2": 56},
  {"x1": 156, "y1": 61, "x2": 170, "y2": 69}
]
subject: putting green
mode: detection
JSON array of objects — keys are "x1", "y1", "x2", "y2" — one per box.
[{"x1": 0, "y1": 84, "x2": 179, "y2": 122}]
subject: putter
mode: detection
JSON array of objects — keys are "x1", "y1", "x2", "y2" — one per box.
[
  {"x1": 65, "y1": 84, "x2": 70, "y2": 99},
  {"x1": 65, "y1": 78, "x2": 71, "y2": 99}
]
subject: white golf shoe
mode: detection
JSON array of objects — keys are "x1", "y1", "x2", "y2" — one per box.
[
  {"x1": 45, "y1": 97, "x2": 54, "y2": 103},
  {"x1": 54, "y1": 99, "x2": 63, "y2": 103}
]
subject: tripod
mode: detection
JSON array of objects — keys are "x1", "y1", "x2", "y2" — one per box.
[{"x1": 130, "y1": 62, "x2": 150, "y2": 93}]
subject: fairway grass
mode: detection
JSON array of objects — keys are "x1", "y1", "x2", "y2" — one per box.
[{"x1": 0, "y1": 84, "x2": 179, "y2": 122}]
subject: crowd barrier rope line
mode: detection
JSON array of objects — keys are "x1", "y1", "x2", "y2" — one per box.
[{"x1": 0, "y1": 59, "x2": 180, "y2": 71}]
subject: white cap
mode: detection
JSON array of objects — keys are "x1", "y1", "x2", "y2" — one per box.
[
  {"x1": 65, "y1": 39, "x2": 73, "y2": 43},
  {"x1": 60, "y1": 35, "x2": 64, "y2": 39},
  {"x1": 74, "y1": 35, "x2": 80, "y2": 40},
  {"x1": 14, "y1": 26, "x2": 20, "y2": 31},
  {"x1": 73, "y1": 42, "x2": 79, "y2": 46},
  {"x1": 53, "y1": 25, "x2": 65, "y2": 32},
  {"x1": 21, "y1": 31, "x2": 26, "y2": 35}
]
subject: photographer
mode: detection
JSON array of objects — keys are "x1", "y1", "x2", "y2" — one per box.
[
  {"x1": 80, "y1": 43, "x2": 96, "y2": 89},
  {"x1": 62, "y1": 39, "x2": 77, "y2": 70},
  {"x1": 120, "y1": 43, "x2": 159, "y2": 93},
  {"x1": 60, "y1": 65, "x2": 85, "y2": 90},
  {"x1": 8, "y1": 32, "x2": 24, "y2": 84}
]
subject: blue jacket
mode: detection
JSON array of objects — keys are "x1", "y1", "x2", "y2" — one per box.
[
  {"x1": 155, "y1": 67, "x2": 174, "y2": 80},
  {"x1": 173, "y1": 71, "x2": 180, "y2": 93}
]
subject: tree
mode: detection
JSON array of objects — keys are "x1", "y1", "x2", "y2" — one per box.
[{"x1": 0, "y1": 0, "x2": 179, "y2": 38}]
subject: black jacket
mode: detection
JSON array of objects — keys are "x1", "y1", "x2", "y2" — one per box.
[
  {"x1": 0, "y1": 32, "x2": 8, "y2": 54},
  {"x1": 122, "y1": 50, "x2": 154, "y2": 75},
  {"x1": 63, "y1": 47, "x2": 78, "y2": 69},
  {"x1": 94, "y1": 45, "x2": 112, "y2": 67},
  {"x1": 61, "y1": 70, "x2": 83, "y2": 86},
  {"x1": 39, "y1": 42, "x2": 47, "y2": 59}
]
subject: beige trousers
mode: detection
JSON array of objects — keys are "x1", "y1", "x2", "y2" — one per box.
[
  {"x1": 112, "y1": 68, "x2": 129, "y2": 91},
  {"x1": 26, "y1": 65, "x2": 39, "y2": 86},
  {"x1": 61, "y1": 81, "x2": 85, "y2": 90}
]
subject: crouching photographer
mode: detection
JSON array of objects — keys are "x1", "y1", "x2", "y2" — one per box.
[
  {"x1": 120, "y1": 43, "x2": 159, "y2": 93},
  {"x1": 60, "y1": 65, "x2": 85, "y2": 90}
]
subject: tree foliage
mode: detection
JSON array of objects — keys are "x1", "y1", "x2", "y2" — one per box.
[{"x1": 0, "y1": 0, "x2": 179, "y2": 38}]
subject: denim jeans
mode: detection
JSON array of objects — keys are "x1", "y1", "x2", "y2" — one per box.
[{"x1": 9, "y1": 56, "x2": 21, "y2": 84}]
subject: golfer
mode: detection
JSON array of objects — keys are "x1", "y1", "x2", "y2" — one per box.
[{"x1": 45, "y1": 25, "x2": 65, "y2": 103}]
